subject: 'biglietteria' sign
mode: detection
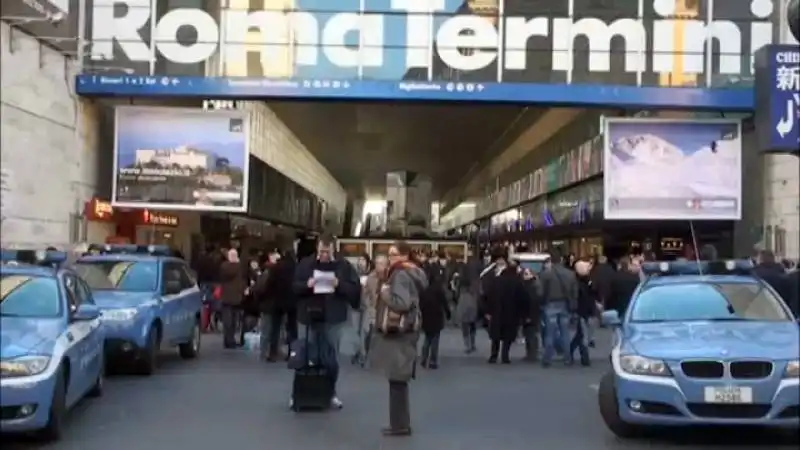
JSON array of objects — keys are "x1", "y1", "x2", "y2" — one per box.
[{"x1": 90, "y1": 0, "x2": 775, "y2": 79}]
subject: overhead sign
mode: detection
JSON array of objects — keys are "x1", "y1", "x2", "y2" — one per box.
[
  {"x1": 112, "y1": 106, "x2": 250, "y2": 213},
  {"x1": 75, "y1": 74, "x2": 753, "y2": 110},
  {"x1": 78, "y1": 0, "x2": 773, "y2": 109},
  {"x1": 603, "y1": 118, "x2": 742, "y2": 221},
  {"x1": 755, "y1": 45, "x2": 800, "y2": 154}
]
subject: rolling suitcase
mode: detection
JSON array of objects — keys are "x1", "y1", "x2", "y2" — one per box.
[{"x1": 290, "y1": 323, "x2": 335, "y2": 412}]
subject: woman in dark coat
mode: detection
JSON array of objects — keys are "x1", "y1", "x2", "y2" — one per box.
[
  {"x1": 419, "y1": 261, "x2": 451, "y2": 369},
  {"x1": 481, "y1": 248, "x2": 528, "y2": 364}
]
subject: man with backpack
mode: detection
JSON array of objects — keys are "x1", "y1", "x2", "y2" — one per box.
[{"x1": 537, "y1": 250, "x2": 579, "y2": 367}]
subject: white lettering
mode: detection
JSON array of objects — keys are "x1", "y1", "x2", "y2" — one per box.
[
  {"x1": 391, "y1": 0, "x2": 446, "y2": 68},
  {"x1": 90, "y1": 0, "x2": 775, "y2": 78},
  {"x1": 437, "y1": 16, "x2": 498, "y2": 72},
  {"x1": 551, "y1": 18, "x2": 645, "y2": 73}
]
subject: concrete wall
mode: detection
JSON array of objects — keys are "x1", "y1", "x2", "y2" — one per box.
[{"x1": 0, "y1": 23, "x2": 108, "y2": 248}]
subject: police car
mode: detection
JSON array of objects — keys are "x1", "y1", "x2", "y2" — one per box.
[
  {"x1": 598, "y1": 260, "x2": 800, "y2": 439},
  {"x1": 72, "y1": 245, "x2": 203, "y2": 375},
  {"x1": 1, "y1": 250, "x2": 105, "y2": 441}
]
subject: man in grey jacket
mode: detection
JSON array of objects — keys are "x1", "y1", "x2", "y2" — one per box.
[{"x1": 537, "y1": 250, "x2": 579, "y2": 367}]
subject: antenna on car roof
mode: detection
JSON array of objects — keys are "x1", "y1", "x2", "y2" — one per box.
[{"x1": 689, "y1": 220, "x2": 703, "y2": 275}]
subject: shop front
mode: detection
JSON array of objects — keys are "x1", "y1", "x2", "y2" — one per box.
[{"x1": 82, "y1": 197, "x2": 119, "y2": 244}]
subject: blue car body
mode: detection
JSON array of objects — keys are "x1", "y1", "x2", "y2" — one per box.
[
  {"x1": 601, "y1": 273, "x2": 800, "y2": 435},
  {"x1": 1, "y1": 264, "x2": 105, "y2": 434},
  {"x1": 75, "y1": 254, "x2": 203, "y2": 363}
]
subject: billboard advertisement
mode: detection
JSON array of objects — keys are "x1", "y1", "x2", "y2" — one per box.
[
  {"x1": 603, "y1": 118, "x2": 742, "y2": 221},
  {"x1": 113, "y1": 107, "x2": 250, "y2": 212},
  {"x1": 75, "y1": 0, "x2": 772, "y2": 110}
]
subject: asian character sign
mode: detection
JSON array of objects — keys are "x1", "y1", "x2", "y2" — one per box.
[{"x1": 755, "y1": 44, "x2": 800, "y2": 155}]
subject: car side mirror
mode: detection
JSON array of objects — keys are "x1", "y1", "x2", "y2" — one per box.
[
  {"x1": 164, "y1": 280, "x2": 183, "y2": 295},
  {"x1": 601, "y1": 310, "x2": 622, "y2": 327},
  {"x1": 71, "y1": 304, "x2": 100, "y2": 322}
]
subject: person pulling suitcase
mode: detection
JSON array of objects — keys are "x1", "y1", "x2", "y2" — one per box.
[{"x1": 291, "y1": 235, "x2": 361, "y2": 410}]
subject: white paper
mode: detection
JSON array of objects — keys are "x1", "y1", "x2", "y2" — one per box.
[{"x1": 313, "y1": 270, "x2": 336, "y2": 294}]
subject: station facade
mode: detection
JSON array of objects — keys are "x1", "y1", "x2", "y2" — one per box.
[{"x1": 0, "y1": 0, "x2": 798, "y2": 259}]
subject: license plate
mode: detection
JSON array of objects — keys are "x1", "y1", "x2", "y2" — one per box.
[{"x1": 703, "y1": 386, "x2": 753, "y2": 404}]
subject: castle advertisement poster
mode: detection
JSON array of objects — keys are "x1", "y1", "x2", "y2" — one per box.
[
  {"x1": 112, "y1": 106, "x2": 250, "y2": 212},
  {"x1": 603, "y1": 118, "x2": 742, "y2": 221}
]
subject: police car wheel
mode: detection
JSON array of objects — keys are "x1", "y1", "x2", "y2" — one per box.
[
  {"x1": 38, "y1": 366, "x2": 67, "y2": 442},
  {"x1": 138, "y1": 327, "x2": 160, "y2": 376},
  {"x1": 87, "y1": 361, "x2": 104, "y2": 398},
  {"x1": 179, "y1": 319, "x2": 201, "y2": 359},
  {"x1": 598, "y1": 371, "x2": 647, "y2": 439}
]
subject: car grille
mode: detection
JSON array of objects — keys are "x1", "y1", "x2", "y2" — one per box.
[
  {"x1": 687, "y1": 403, "x2": 771, "y2": 419},
  {"x1": 729, "y1": 361, "x2": 773, "y2": 379},
  {"x1": 681, "y1": 360, "x2": 724, "y2": 378}
]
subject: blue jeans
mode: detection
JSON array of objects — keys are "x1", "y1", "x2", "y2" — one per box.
[{"x1": 542, "y1": 301, "x2": 572, "y2": 365}]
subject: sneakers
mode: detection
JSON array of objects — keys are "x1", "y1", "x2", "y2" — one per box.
[{"x1": 288, "y1": 397, "x2": 344, "y2": 410}]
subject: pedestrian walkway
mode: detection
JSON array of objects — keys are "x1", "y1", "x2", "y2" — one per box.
[{"x1": 6, "y1": 328, "x2": 792, "y2": 450}]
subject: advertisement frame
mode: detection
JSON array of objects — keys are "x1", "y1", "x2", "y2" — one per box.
[
  {"x1": 112, "y1": 106, "x2": 251, "y2": 213},
  {"x1": 603, "y1": 117, "x2": 743, "y2": 221}
]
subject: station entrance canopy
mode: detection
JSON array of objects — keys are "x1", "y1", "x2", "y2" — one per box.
[{"x1": 74, "y1": 0, "x2": 780, "y2": 110}]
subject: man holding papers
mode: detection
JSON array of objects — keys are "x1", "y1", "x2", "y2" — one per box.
[{"x1": 293, "y1": 234, "x2": 362, "y2": 409}]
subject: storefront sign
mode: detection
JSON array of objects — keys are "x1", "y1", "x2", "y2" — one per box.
[
  {"x1": 112, "y1": 106, "x2": 250, "y2": 212},
  {"x1": 142, "y1": 209, "x2": 178, "y2": 227},
  {"x1": 603, "y1": 118, "x2": 742, "y2": 221},
  {"x1": 84, "y1": 198, "x2": 114, "y2": 221},
  {"x1": 755, "y1": 45, "x2": 800, "y2": 154}
]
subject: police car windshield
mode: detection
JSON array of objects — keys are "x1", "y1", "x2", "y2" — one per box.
[
  {"x1": 0, "y1": 274, "x2": 61, "y2": 318},
  {"x1": 631, "y1": 282, "x2": 791, "y2": 323},
  {"x1": 73, "y1": 261, "x2": 158, "y2": 292},
  {"x1": 517, "y1": 261, "x2": 545, "y2": 273}
]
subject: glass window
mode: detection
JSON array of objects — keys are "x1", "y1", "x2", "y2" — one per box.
[
  {"x1": 631, "y1": 282, "x2": 791, "y2": 323},
  {"x1": 517, "y1": 260, "x2": 546, "y2": 273},
  {"x1": 73, "y1": 261, "x2": 159, "y2": 292},
  {"x1": 1, "y1": 274, "x2": 62, "y2": 317}
]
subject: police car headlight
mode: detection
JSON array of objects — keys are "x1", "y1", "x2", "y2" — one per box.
[
  {"x1": 619, "y1": 355, "x2": 672, "y2": 377},
  {"x1": 784, "y1": 360, "x2": 800, "y2": 378},
  {"x1": 1, "y1": 356, "x2": 51, "y2": 378},
  {"x1": 101, "y1": 308, "x2": 137, "y2": 321}
]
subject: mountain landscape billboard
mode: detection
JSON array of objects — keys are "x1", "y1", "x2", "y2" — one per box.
[
  {"x1": 113, "y1": 106, "x2": 250, "y2": 212},
  {"x1": 603, "y1": 118, "x2": 742, "y2": 221}
]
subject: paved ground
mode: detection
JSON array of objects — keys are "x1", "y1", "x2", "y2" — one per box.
[{"x1": 4, "y1": 325, "x2": 796, "y2": 450}]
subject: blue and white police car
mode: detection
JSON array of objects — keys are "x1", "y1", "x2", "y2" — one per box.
[
  {"x1": 598, "y1": 260, "x2": 800, "y2": 438},
  {"x1": 72, "y1": 245, "x2": 203, "y2": 375},
  {"x1": 1, "y1": 250, "x2": 105, "y2": 441}
]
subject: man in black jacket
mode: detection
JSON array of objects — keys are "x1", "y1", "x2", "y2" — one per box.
[
  {"x1": 753, "y1": 250, "x2": 794, "y2": 309},
  {"x1": 292, "y1": 234, "x2": 361, "y2": 409}
]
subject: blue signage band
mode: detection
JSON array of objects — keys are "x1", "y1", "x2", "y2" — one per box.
[{"x1": 75, "y1": 75, "x2": 755, "y2": 111}]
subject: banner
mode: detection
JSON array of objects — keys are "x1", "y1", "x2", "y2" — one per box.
[
  {"x1": 603, "y1": 118, "x2": 742, "y2": 221},
  {"x1": 113, "y1": 107, "x2": 250, "y2": 212}
]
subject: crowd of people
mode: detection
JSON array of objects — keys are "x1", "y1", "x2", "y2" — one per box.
[{"x1": 188, "y1": 236, "x2": 799, "y2": 437}]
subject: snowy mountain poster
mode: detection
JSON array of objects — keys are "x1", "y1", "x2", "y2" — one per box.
[{"x1": 603, "y1": 118, "x2": 742, "y2": 221}]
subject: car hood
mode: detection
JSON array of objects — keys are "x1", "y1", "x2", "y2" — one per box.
[
  {"x1": 0, "y1": 317, "x2": 60, "y2": 359},
  {"x1": 626, "y1": 321, "x2": 800, "y2": 360},
  {"x1": 92, "y1": 290, "x2": 155, "y2": 309}
]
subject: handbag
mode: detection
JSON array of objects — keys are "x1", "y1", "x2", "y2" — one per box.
[{"x1": 375, "y1": 270, "x2": 423, "y2": 334}]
